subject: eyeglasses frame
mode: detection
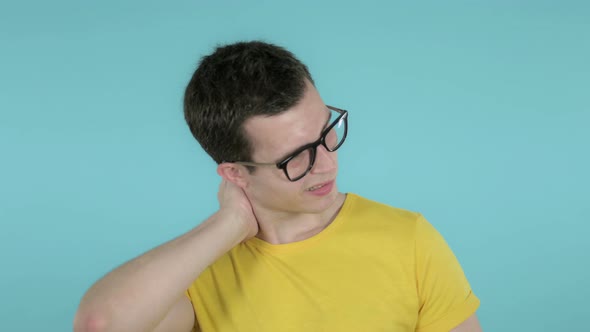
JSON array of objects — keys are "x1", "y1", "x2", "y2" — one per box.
[{"x1": 229, "y1": 105, "x2": 349, "y2": 182}]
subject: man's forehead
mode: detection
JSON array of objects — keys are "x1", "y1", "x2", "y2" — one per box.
[{"x1": 244, "y1": 106, "x2": 329, "y2": 160}]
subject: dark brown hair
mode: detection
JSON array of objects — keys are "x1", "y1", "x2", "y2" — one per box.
[{"x1": 184, "y1": 41, "x2": 315, "y2": 165}]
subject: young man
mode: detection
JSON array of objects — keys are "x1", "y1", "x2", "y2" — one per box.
[{"x1": 74, "y1": 41, "x2": 482, "y2": 332}]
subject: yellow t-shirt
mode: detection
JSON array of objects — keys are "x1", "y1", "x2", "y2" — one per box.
[{"x1": 186, "y1": 193, "x2": 479, "y2": 332}]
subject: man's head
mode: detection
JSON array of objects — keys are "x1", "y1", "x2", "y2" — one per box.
[
  {"x1": 184, "y1": 41, "x2": 315, "y2": 165},
  {"x1": 184, "y1": 41, "x2": 345, "y2": 214}
]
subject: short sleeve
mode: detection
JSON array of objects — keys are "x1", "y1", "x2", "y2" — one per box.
[
  {"x1": 184, "y1": 289, "x2": 200, "y2": 332},
  {"x1": 414, "y1": 215, "x2": 480, "y2": 332}
]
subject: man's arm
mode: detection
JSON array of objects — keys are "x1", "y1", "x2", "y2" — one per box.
[
  {"x1": 450, "y1": 314, "x2": 483, "y2": 332},
  {"x1": 73, "y1": 181, "x2": 257, "y2": 332},
  {"x1": 152, "y1": 295, "x2": 196, "y2": 332}
]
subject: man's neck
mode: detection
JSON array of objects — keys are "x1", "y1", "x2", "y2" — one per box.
[{"x1": 254, "y1": 192, "x2": 346, "y2": 245}]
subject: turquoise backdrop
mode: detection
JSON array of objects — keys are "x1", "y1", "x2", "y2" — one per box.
[{"x1": 1, "y1": 1, "x2": 588, "y2": 331}]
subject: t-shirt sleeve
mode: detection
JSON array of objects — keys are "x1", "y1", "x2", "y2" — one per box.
[
  {"x1": 185, "y1": 288, "x2": 200, "y2": 332},
  {"x1": 414, "y1": 214, "x2": 480, "y2": 332}
]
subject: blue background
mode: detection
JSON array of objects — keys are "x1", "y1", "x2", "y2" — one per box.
[{"x1": 1, "y1": 1, "x2": 588, "y2": 331}]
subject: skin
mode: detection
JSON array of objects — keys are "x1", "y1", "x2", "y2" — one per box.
[
  {"x1": 73, "y1": 80, "x2": 481, "y2": 332},
  {"x1": 452, "y1": 314, "x2": 483, "y2": 332},
  {"x1": 219, "y1": 79, "x2": 346, "y2": 245}
]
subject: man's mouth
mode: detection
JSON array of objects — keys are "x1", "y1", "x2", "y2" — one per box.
[{"x1": 306, "y1": 181, "x2": 332, "y2": 191}]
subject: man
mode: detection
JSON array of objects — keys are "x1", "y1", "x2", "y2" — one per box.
[{"x1": 74, "y1": 41, "x2": 482, "y2": 332}]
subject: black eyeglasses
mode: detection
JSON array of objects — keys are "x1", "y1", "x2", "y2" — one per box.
[{"x1": 230, "y1": 105, "x2": 348, "y2": 182}]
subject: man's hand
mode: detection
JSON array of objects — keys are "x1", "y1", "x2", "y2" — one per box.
[{"x1": 217, "y1": 180, "x2": 259, "y2": 242}]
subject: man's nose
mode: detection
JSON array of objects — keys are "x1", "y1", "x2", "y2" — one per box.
[{"x1": 310, "y1": 145, "x2": 336, "y2": 174}]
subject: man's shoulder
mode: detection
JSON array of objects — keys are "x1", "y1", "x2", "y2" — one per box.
[
  {"x1": 346, "y1": 192, "x2": 420, "y2": 218},
  {"x1": 340, "y1": 193, "x2": 423, "y2": 250},
  {"x1": 345, "y1": 192, "x2": 422, "y2": 227}
]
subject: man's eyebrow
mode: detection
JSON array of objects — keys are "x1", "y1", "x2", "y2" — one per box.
[{"x1": 277, "y1": 108, "x2": 331, "y2": 161}]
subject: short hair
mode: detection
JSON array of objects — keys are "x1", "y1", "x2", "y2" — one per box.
[{"x1": 183, "y1": 41, "x2": 315, "y2": 166}]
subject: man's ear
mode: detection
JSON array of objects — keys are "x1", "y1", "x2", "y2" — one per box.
[{"x1": 217, "y1": 163, "x2": 249, "y2": 188}]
